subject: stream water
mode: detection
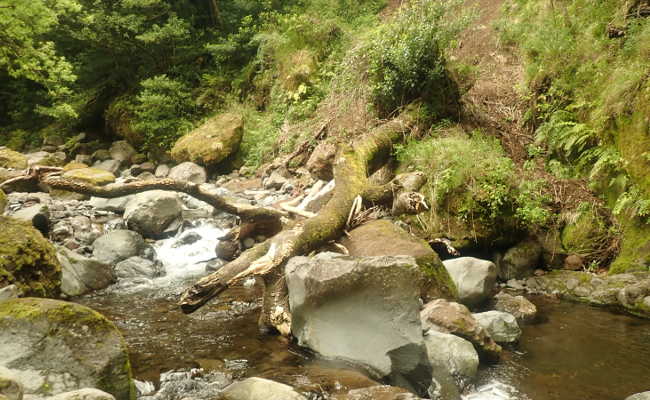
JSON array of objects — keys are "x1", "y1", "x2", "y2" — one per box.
[{"x1": 79, "y1": 221, "x2": 650, "y2": 400}]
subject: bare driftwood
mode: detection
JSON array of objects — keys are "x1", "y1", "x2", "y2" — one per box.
[{"x1": 178, "y1": 108, "x2": 418, "y2": 325}]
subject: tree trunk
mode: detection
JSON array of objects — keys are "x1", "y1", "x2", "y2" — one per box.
[{"x1": 178, "y1": 108, "x2": 418, "y2": 331}]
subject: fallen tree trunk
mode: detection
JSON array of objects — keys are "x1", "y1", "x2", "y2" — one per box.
[
  {"x1": 38, "y1": 174, "x2": 285, "y2": 228},
  {"x1": 179, "y1": 108, "x2": 418, "y2": 322}
]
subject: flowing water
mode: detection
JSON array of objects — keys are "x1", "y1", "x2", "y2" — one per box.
[{"x1": 79, "y1": 220, "x2": 650, "y2": 399}]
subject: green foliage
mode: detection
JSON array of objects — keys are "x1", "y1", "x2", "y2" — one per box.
[
  {"x1": 132, "y1": 75, "x2": 194, "y2": 150},
  {"x1": 396, "y1": 128, "x2": 552, "y2": 229},
  {"x1": 366, "y1": 0, "x2": 471, "y2": 113}
]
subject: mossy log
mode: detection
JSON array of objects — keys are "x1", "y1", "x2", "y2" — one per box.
[{"x1": 179, "y1": 109, "x2": 417, "y2": 322}]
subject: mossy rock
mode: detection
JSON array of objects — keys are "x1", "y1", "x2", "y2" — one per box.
[
  {"x1": 560, "y1": 208, "x2": 610, "y2": 256},
  {"x1": 62, "y1": 168, "x2": 116, "y2": 186},
  {"x1": 0, "y1": 217, "x2": 61, "y2": 297},
  {"x1": 0, "y1": 298, "x2": 135, "y2": 400},
  {"x1": 171, "y1": 113, "x2": 243, "y2": 167},
  {"x1": 0, "y1": 148, "x2": 28, "y2": 169},
  {"x1": 62, "y1": 162, "x2": 89, "y2": 171},
  {"x1": 610, "y1": 218, "x2": 650, "y2": 274},
  {"x1": 339, "y1": 220, "x2": 457, "y2": 301},
  {"x1": 0, "y1": 189, "x2": 6, "y2": 213}
]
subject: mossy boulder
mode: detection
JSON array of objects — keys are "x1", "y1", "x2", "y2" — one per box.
[
  {"x1": 105, "y1": 97, "x2": 144, "y2": 148},
  {"x1": 0, "y1": 148, "x2": 28, "y2": 169},
  {"x1": 0, "y1": 298, "x2": 135, "y2": 400},
  {"x1": 62, "y1": 168, "x2": 116, "y2": 186},
  {"x1": 62, "y1": 162, "x2": 89, "y2": 171},
  {"x1": 0, "y1": 217, "x2": 61, "y2": 297},
  {"x1": 610, "y1": 220, "x2": 650, "y2": 274},
  {"x1": 560, "y1": 208, "x2": 610, "y2": 257},
  {"x1": 340, "y1": 219, "x2": 457, "y2": 300},
  {"x1": 171, "y1": 113, "x2": 243, "y2": 167}
]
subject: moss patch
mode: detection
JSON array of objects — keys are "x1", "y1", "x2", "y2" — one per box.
[
  {"x1": 0, "y1": 217, "x2": 61, "y2": 297},
  {"x1": 416, "y1": 253, "x2": 458, "y2": 301},
  {"x1": 0, "y1": 148, "x2": 28, "y2": 169},
  {"x1": 171, "y1": 113, "x2": 244, "y2": 167},
  {"x1": 0, "y1": 188, "x2": 6, "y2": 212},
  {"x1": 62, "y1": 168, "x2": 116, "y2": 185}
]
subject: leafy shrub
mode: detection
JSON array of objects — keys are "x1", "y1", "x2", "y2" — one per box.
[
  {"x1": 366, "y1": 0, "x2": 471, "y2": 113},
  {"x1": 132, "y1": 75, "x2": 195, "y2": 150}
]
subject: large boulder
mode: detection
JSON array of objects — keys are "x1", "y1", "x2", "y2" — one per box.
[
  {"x1": 171, "y1": 113, "x2": 243, "y2": 167},
  {"x1": 92, "y1": 230, "x2": 145, "y2": 265},
  {"x1": 0, "y1": 148, "x2": 27, "y2": 169},
  {"x1": 0, "y1": 217, "x2": 61, "y2": 297},
  {"x1": 442, "y1": 257, "x2": 496, "y2": 307},
  {"x1": 340, "y1": 220, "x2": 457, "y2": 301},
  {"x1": 114, "y1": 257, "x2": 161, "y2": 280},
  {"x1": 221, "y1": 377, "x2": 306, "y2": 400},
  {"x1": 57, "y1": 248, "x2": 114, "y2": 297},
  {"x1": 123, "y1": 191, "x2": 182, "y2": 238},
  {"x1": 422, "y1": 330, "x2": 478, "y2": 390},
  {"x1": 168, "y1": 162, "x2": 207, "y2": 184},
  {"x1": 420, "y1": 299, "x2": 501, "y2": 361},
  {"x1": 495, "y1": 238, "x2": 542, "y2": 280},
  {"x1": 62, "y1": 168, "x2": 116, "y2": 186},
  {"x1": 26, "y1": 151, "x2": 66, "y2": 167},
  {"x1": 286, "y1": 253, "x2": 433, "y2": 396},
  {"x1": 0, "y1": 298, "x2": 135, "y2": 400},
  {"x1": 472, "y1": 311, "x2": 521, "y2": 343}
]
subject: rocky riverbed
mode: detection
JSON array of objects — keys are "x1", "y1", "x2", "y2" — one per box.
[{"x1": 1, "y1": 142, "x2": 650, "y2": 400}]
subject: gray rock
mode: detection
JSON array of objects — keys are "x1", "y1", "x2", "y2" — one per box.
[
  {"x1": 472, "y1": 311, "x2": 521, "y2": 343},
  {"x1": 242, "y1": 237, "x2": 255, "y2": 249},
  {"x1": 172, "y1": 231, "x2": 202, "y2": 247},
  {"x1": 0, "y1": 367, "x2": 23, "y2": 400},
  {"x1": 114, "y1": 257, "x2": 161, "y2": 280},
  {"x1": 75, "y1": 154, "x2": 92, "y2": 165},
  {"x1": 216, "y1": 240, "x2": 239, "y2": 261},
  {"x1": 423, "y1": 330, "x2": 478, "y2": 390},
  {"x1": 88, "y1": 196, "x2": 133, "y2": 213},
  {"x1": 286, "y1": 253, "x2": 432, "y2": 396},
  {"x1": 626, "y1": 392, "x2": 650, "y2": 400},
  {"x1": 264, "y1": 171, "x2": 288, "y2": 190},
  {"x1": 0, "y1": 298, "x2": 135, "y2": 400},
  {"x1": 135, "y1": 172, "x2": 155, "y2": 181},
  {"x1": 340, "y1": 385, "x2": 421, "y2": 400},
  {"x1": 10, "y1": 204, "x2": 50, "y2": 235},
  {"x1": 442, "y1": 257, "x2": 497, "y2": 307},
  {"x1": 58, "y1": 248, "x2": 114, "y2": 297},
  {"x1": 221, "y1": 377, "x2": 306, "y2": 400},
  {"x1": 123, "y1": 191, "x2": 182, "y2": 238},
  {"x1": 109, "y1": 141, "x2": 136, "y2": 164},
  {"x1": 93, "y1": 159, "x2": 121, "y2": 175},
  {"x1": 168, "y1": 162, "x2": 207, "y2": 184},
  {"x1": 92, "y1": 230, "x2": 145, "y2": 265},
  {"x1": 420, "y1": 299, "x2": 501, "y2": 361},
  {"x1": 48, "y1": 389, "x2": 116, "y2": 400},
  {"x1": 69, "y1": 216, "x2": 102, "y2": 245},
  {"x1": 495, "y1": 238, "x2": 542, "y2": 280},
  {"x1": 493, "y1": 292, "x2": 537, "y2": 322},
  {"x1": 0, "y1": 285, "x2": 19, "y2": 302},
  {"x1": 154, "y1": 164, "x2": 170, "y2": 178}
]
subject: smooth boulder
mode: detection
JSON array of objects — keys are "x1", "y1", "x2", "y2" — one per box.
[
  {"x1": 286, "y1": 253, "x2": 433, "y2": 396},
  {"x1": 171, "y1": 113, "x2": 243, "y2": 167},
  {"x1": 123, "y1": 191, "x2": 182, "y2": 238},
  {"x1": 221, "y1": 377, "x2": 306, "y2": 400},
  {"x1": 92, "y1": 230, "x2": 145, "y2": 265},
  {"x1": 472, "y1": 311, "x2": 521, "y2": 343},
  {"x1": 0, "y1": 298, "x2": 135, "y2": 400},
  {"x1": 58, "y1": 248, "x2": 114, "y2": 297},
  {"x1": 626, "y1": 392, "x2": 650, "y2": 400},
  {"x1": 114, "y1": 257, "x2": 161, "y2": 280},
  {"x1": 442, "y1": 257, "x2": 496, "y2": 307},
  {"x1": 168, "y1": 162, "x2": 207, "y2": 184},
  {"x1": 422, "y1": 330, "x2": 478, "y2": 390},
  {"x1": 0, "y1": 217, "x2": 61, "y2": 297}
]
